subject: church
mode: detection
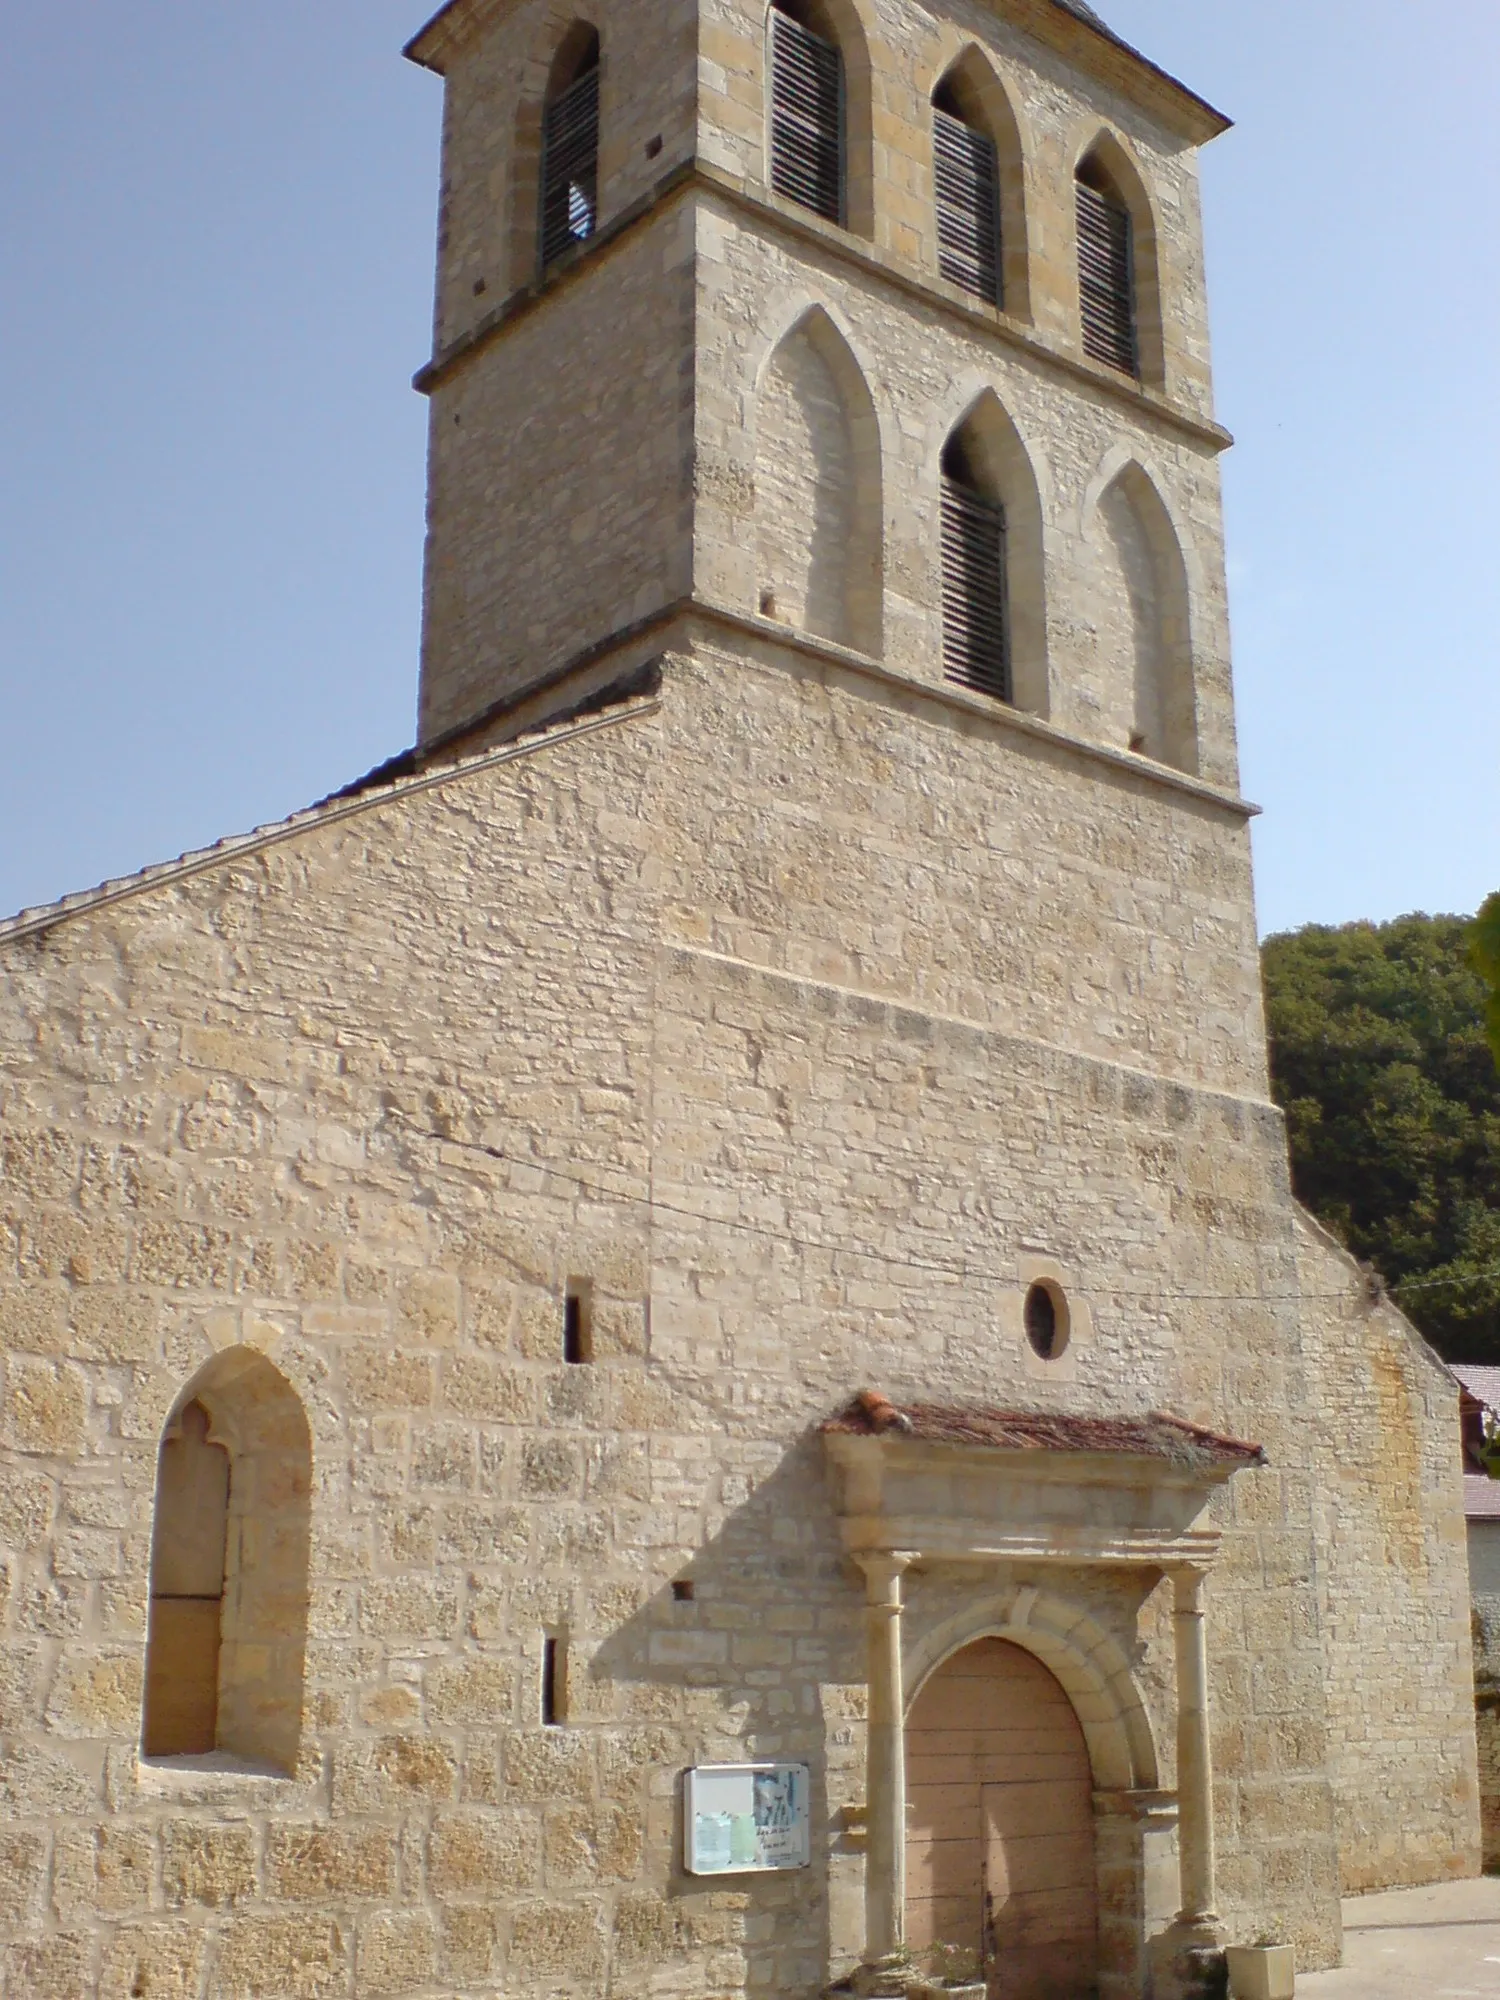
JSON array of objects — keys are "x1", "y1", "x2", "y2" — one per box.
[{"x1": 0, "y1": 1, "x2": 1480, "y2": 1996}]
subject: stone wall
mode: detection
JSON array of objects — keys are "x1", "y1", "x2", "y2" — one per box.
[
  {"x1": 1298, "y1": 1212, "x2": 1481, "y2": 1893},
  {"x1": 1468, "y1": 1531, "x2": 1500, "y2": 1871},
  {"x1": 2, "y1": 651, "x2": 1473, "y2": 1994}
]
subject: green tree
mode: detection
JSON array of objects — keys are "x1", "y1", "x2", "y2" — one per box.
[
  {"x1": 1262, "y1": 914, "x2": 1500, "y2": 1361},
  {"x1": 1472, "y1": 893, "x2": 1500, "y2": 1072}
]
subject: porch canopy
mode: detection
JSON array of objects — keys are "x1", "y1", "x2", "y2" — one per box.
[{"x1": 821, "y1": 1392, "x2": 1265, "y2": 1986}]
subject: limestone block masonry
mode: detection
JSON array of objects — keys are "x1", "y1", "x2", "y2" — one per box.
[{"x1": 0, "y1": 0, "x2": 1480, "y2": 1995}]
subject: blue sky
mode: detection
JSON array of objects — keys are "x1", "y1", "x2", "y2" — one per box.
[{"x1": 1, "y1": 1, "x2": 1495, "y2": 938}]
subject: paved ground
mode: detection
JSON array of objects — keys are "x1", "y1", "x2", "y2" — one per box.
[{"x1": 1296, "y1": 1878, "x2": 1500, "y2": 1997}]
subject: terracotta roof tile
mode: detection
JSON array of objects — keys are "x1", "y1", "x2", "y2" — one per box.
[{"x1": 824, "y1": 1391, "x2": 1265, "y2": 1468}]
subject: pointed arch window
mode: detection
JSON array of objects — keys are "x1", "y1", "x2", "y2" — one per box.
[
  {"x1": 941, "y1": 431, "x2": 1010, "y2": 703},
  {"x1": 933, "y1": 80, "x2": 1001, "y2": 307},
  {"x1": 770, "y1": 3, "x2": 845, "y2": 225},
  {"x1": 1076, "y1": 155, "x2": 1137, "y2": 375},
  {"x1": 540, "y1": 28, "x2": 601, "y2": 270}
]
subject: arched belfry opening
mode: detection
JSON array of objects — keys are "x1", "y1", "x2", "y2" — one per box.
[
  {"x1": 940, "y1": 426, "x2": 1011, "y2": 703},
  {"x1": 1075, "y1": 134, "x2": 1165, "y2": 386},
  {"x1": 539, "y1": 23, "x2": 601, "y2": 270},
  {"x1": 142, "y1": 1349, "x2": 312, "y2": 1774},
  {"x1": 766, "y1": 0, "x2": 874, "y2": 236},
  {"x1": 931, "y1": 52, "x2": 1029, "y2": 317},
  {"x1": 907, "y1": 1638, "x2": 1098, "y2": 1996},
  {"x1": 937, "y1": 396, "x2": 1047, "y2": 716},
  {"x1": 755, "y1": 308, "x2": 882, "y2": 655}
]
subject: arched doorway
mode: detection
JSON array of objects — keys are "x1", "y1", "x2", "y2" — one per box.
[{"x1": 907, "y1": 1637, "x2": 1098, "y2": 1999}]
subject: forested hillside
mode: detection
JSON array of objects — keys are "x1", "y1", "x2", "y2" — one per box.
[{"x1": 1262, "y1": 913, "x2": 1500, "y2": 1362}]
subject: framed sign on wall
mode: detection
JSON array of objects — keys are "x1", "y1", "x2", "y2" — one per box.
[{"x1": 683, "y1": 1763, "x2": 812, "y2": 1875}]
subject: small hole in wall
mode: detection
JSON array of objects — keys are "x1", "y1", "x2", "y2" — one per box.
[
  {"x1": 672, "y1": 1579, "x2": 695, "y2": 1603},
  {"x1": 472, "y1": 277, "x2": 488, "y2": 296},
  {"x1": 646, "y1": 134, "x2": 663, "y2": 159},
  {"x1": 1024, "y1": 1280, "x2": 1069, "y2": 1362},
  {"x1": 760, "y1": 590, "x2": 778, "y2": 618},
  {"x1": 1128, "y1": 731, "x2": 1147, "y2": 753},
  {"x1": 564, "y1": 1281, "x2": 593, "y2": 1365},
  {"x1": 542, "y1": 1635, "x2": 567, "y2": 1725}
]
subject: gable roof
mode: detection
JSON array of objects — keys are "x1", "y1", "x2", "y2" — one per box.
[
  {"x1": 1053, "y1": 0, "x2": 1110, "y2": 26},
  {"x1": 0, "y1": 691, "x2": 660, "y2": 951}
]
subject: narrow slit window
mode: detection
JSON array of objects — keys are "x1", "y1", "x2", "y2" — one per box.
[
  {"x1": 933, "y1": 104, "x2": 1001, "y2": 307},
  {"x1": 542, "y1": 1635, "x2": 566, "y2": 1725},
  {"x1": 143, "y1": 1401, "x2": 230, "y2": 1757},
  {"x1": 770, "y1": 5, "x2": 844, "y2": 225},
  {"x1": 1076, "y1": 162, "x2": 1137, "y2": 375},
  {"x1": 563, "y1": 1280, "x2": 593, "y2": 1365},
  {"x1": 940, "y1": 439, "x2": 1011, "y2": 704},
  {"x1": 540, "y1": 50, "x2": 600, "y2": 270}
]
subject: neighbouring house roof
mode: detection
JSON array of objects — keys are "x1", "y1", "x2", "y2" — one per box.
[
  {"x1": 1466, "y1": 1474, "x2": 1500, "y2": 1523},
  {"x1": 1454, "y1": 1364, "x2": 1500, "y2": 1413},
  {"x1": 822, "y1": 1391, "x2": 1265, "y2": 1468}
]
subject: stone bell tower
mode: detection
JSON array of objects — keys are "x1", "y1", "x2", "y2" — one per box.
[
  {"x1": 393, "y1": 1, "x2": 1473, "y2": 1992},
  {"x1": 405, "y1": 0, "x2": 1237, "y2": 791}
]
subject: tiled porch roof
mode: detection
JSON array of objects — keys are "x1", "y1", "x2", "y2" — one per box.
[{"x1": 824, "y1": 1391, "x2": 1266, "y2": 1468}]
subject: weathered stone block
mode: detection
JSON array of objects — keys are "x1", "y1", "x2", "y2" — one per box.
[
  {"x1": 45, "y1": 1649, "x2": 144, "y2": 1736},
  {"x1": 213, "y1": 1915, "x2": 350, "y2": 1999},
  {"x1": 5, "y1": 1356, "x2": 88, "y2": 1453},
  {"x1": 358, "y1": 1910, "x2": 439, "y2": 1993},
  {"x1": 426, "y1": 1655, "x2": 515, "y2": 1725},
  {"x1": 428, "y1": 1809, "x2": 539, "y2": 1894},
  {"x1": 507, "y1": 1897, "x2": 607, "y2": 1979},
  {"x1": 543, "y1": 1800, "x2": 644, "y2": 1884},
  {"x1": 162, "y1": 1819, "x2": 259, "y2": 1907},
  {"x1": 0, "y1": 1827, "x2": 46, "y2": 1927},
  {"x1": 3, "y1": 1933, "x2": 92, "y2": 2000},
  {"x1": 342, "y1": 1349, "x2": 435, "y2": 1411},
  {"x1": 54, "y1": 1820, "x2": 157, "y2": 1917},
  {"x1": 267, "y1": 1823, "x2": 398, "y2": 1901},
  {"x1": 101, "y1": 1923, "x2": 207, "y2": 2000}
]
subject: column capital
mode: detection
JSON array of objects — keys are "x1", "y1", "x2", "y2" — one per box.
[
  {"x1": 854, "y1": 1550, "x2": 918, "y2": 1605},
  {"x1": 1169, "y1": 1563, "x2": 1210, "y2": 1610}
]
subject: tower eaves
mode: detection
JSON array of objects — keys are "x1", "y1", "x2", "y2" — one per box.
[{"x1": 405, "y1": 0, "x2": 1231, "y2": 140}]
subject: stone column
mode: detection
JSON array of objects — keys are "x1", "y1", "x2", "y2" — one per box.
[
  {"x1": 855, "y1": 1552, "x2": 915, "y2": 1989},
  {"x1": 1172, "y1": 1565, "x2": 1218, "y2": 1930}
]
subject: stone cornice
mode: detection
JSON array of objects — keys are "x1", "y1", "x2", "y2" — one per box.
[
  {"x1": 413, "y1": 161, "x2": 1234, "y2": 457},
  {"x1": 403, "y1": 0, "x2": 1231, "y2": 145}
]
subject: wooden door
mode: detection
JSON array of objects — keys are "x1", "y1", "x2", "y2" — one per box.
[{"x1": 906, "y1": 1638, "x2": 1098, "y2": 2000}]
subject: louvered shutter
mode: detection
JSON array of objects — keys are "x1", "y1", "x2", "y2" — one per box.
[
  {"x1": 770, "y1": 9, "x2": 844, "y2": 225},
  {"x1": 540, "y1": 65, "x2": 600, "y2": 270},
  {"x1": 1076, "y1": 179, "x2": 1136, "y2": 374},
  {"x1": 941, "y1": 478, "x2": 1011, "y2": 703},
  {"x1": 934, "y1": 109, "x2": 1001, "y2": 307}
]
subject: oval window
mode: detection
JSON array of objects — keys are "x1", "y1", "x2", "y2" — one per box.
[{"x1": 1024, "y1": 1280, "x2": 1069, "y2": 1361}]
